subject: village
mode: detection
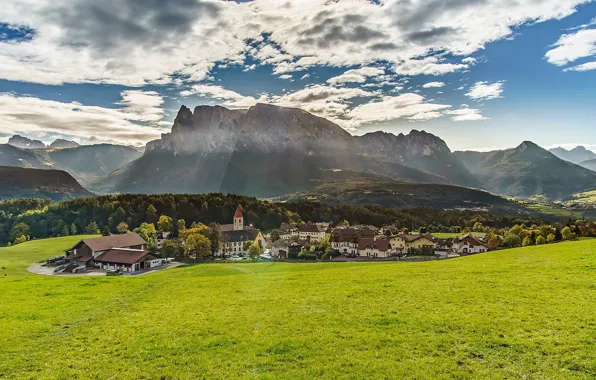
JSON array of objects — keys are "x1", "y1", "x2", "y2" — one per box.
[{"x1": 42, "y1": 205, "x2": 489, "y2": 276}]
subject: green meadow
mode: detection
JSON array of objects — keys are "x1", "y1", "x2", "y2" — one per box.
[{"x1": 1, "y1": 236, "x2": 596, "y2": 379}]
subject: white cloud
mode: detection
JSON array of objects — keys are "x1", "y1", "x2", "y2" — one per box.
[
  {"x1": 0, "y1": 0, "x2": 589, "y2": 86},
  {"x1": 462, "y1": 57, "x2": 477, "y2": 65},
  {"x1": 563, "y1": 61, "x2": 596, "y2": 72},
  {"x1": 445, "y1": 105, "x2": 487, "y2": 121},
  {"x1": 0, "y1": 91, "x2": 167, "y2": 145},
  {"x1": 466, "y1": 81, "x2": 504, "y2": 100},
  {"x1": 279, "y1": 74, "x2": 293, "y2": 80},
  {"x1": 300, "y1": 73, "x2": 310, "y2": 80},
  {"x1": 347, "y1": 94, "x2": 450, "y2": 126},
  {"x1": 422, "y1": 81, "x2": 445, "y2": 88},
  {"x1": 546, "y1": 28, "x2": 596, "y2": 66},
  {"x1": 327, "y1": 67, "x2": 385, "y2": 85},
  {"x1": 180, "y1": 85, "x2": 266, "y2": 108}
]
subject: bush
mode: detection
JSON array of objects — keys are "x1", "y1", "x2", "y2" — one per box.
[
  {"x1": 536, "y1": 236, "x2": 546, "y2": 245},
  {"x1": 297, "y1": 251, "x2": 318, "y2": 260}
]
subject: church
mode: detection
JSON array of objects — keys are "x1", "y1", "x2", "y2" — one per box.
[{"x1": 217, "y1": 206, "x2": 265, "y2": 256}]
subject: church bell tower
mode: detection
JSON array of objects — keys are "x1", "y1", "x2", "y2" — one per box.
[{"x1": 233, "y1": 205, "x2": 244, "y2": 231}]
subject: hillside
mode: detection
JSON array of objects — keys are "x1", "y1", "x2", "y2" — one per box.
[
  {"x1": 455, "y1": 142, "x2": 596, "y2": 199},
  {"x1": 279, "y1": 178, "x2": 522, "y2": 212},
  {"x1": 1, "y1": 237, "x2": 596, "y2": 378},
  {"x1": 580, "y1": 158, "x2": 596, "y2": 171},
  {"x1": 0, "y1": 143, "x2": 141, "y2": 188},
  {"x1": 0, "y1": 166, "x2": 93, "y2": 201}
]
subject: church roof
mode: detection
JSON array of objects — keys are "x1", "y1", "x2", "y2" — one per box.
[{"x1": 234, "y1": 206, "x2": 243, "y2": 218}]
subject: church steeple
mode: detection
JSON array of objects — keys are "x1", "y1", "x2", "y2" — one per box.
[{"x1": 233, "y1": 205, "x2": 244, "y2": 231}]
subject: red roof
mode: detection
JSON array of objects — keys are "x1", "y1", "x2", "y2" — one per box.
[
  {"x1": 94, "y1": 249, "x2": 158, "y2": 265},
  {"x1": 234, "y1": 205, "x2": 243, "y2": 218}
]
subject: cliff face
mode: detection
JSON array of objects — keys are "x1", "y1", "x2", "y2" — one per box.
[{"x1": 146, "y1": 103, "x2": 353, "y2": 155}]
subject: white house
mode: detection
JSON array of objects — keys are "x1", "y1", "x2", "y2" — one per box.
[
  {"x1": 358, "y1": 237, "x2": 392, "y2": 258},
  {"x1": 298, "y1": 223, "x2": 326, "y2": 242},
  {"x1": 452, "y1": 234, "x2": 487, "y2": 255}
]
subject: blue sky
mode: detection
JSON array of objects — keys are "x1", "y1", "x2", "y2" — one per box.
[{"x1": 0, "y1": 0, "x2": 595, "y2": 152}]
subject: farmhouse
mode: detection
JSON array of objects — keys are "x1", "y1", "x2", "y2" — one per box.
[
  {"x1": 218, "y1": 206, "x2": 266, "y2": 256},
  {"x1": 358, "y1": 238, "x2": 392, "y2": 258},
  {"x1": 298, "y1": 223, "x2": 326, "y2": 242},
  {"x1": 331, "y1": 228, "x2": 375, "y2": 255},
  {"x1": 65, "y1": 233, "x2": 163, "y2": 273},
  {"x1": 452, "y1": 234, "x2": 487, "y2": 255}
]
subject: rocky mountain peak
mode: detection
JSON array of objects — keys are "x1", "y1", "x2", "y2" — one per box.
[
  {"x1": 49, "y1": 139, "x2": 79, "y2": 149},
  {"x1": 8, "y1": 135, "x2": 46, "y2": 149}
]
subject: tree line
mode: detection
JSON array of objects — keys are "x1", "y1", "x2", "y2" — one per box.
[{"x1": 0, "y1": 193, "x2": 568, "y2": 246}]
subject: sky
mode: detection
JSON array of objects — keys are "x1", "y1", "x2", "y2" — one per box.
[{"x1": 0, "y1": 0, "x2": 595, "y2": 152}]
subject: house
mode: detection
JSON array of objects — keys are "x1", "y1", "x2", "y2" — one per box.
[
  {"x1": 401, "y1": 234, "x2": 437, "y2": 253},
  {"x1": 278, "y1": 224, "x2": 299, "y2": 240},
  {"x1": 452, "y1": 234, "x2": 487, "y2": 255},
  {"x1": 298, "y1": 223, "x2": 326, "y2": 242},
  {"x1": 94, "y1": 248, "x2": 162, "y2": 273},
  {"x1": 66, "y1": 233, "x2": 147, "y2": 267},
  {"x1": 217, "y1": 206, "x2": 266, "y2": 256},
  {"x1": 358, "y1": 238, "x2": 392, "y2": 258},
  {"x1": 331, "y1": 228, "x2": 375, "y2": 256},
  {"x1": 156, "y1": 231, "x2": 171, "y2": 249},
  {"x1": 65, "y1": 233, "x2": 163, "y2": 273}
]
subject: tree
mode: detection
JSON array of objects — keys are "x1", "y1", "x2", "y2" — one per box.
[
  {"x1": 554, "y1": 227, "x2": 563, "y2": 241},
  {"x1": 243, "y1": 241, "x2": 253, "y2": 252},
  {"x1": 536, "y1": 236, "x2": 546, "y2": 245},
  {"x1": 522, "y1": 236, "x2": 533, "y2": 247},
  {"x1": 157, "y1": 215, "x2": 173, "y2": 233},
  {"x1": 85, "y1": 222, "x2": 100, "y2": 235},
  {"x1": 13, "y1": 235, "x2": 28, "y2": 245},
  {"x1": 338, "y1": 220, "x2": 349, "y2": 227},
  {"x1": 61, "y1": 225, "x2": 69, "y2": 236},
  {"x1": 116, "y1": 221, "x2": 129, "y2": 234},
  {"x1": 509, "y1": 225, "x2": 524, "y2": 238},
  {"x1": 176, "y1": 219, "x2": 186, "y2": 237},
  {"x1": 70, "y1": 223, "x2": 78, "y2": 235},
  {"x1": 207, "y1": 222, "x2": 221, "y2": 254},
  {"x1": 270, "y1": 230, "x2": 280, "y2": 242},
  {"x1": 146, "y1": 204, "x2": 158, "y2": 225},
  {"x1": 561, "y1": 226, "x2": 574, "y2": 240},
  {"x1": 248, "y1": 243, "x2": 261, "y2": 259},
  {"x1": 9, "y1": 222, "x2": 29, "y2": 242},
  {"x1": 102, "y1": 226, "x2": 110, "y2": 236},
  {"x1": 502, "y1": 233, "x2": 521, "y2": 248},
  {"x1": 547, "y1": 233, "x2": 556, "y2": 243},
  {"x1": 184, "y1": 233, "x2": 211, "y2": 261},
  {"x1": 160, "y1": 239, "x2": 181, "y2": 258},
  {"x1": 135, "y1": 223, "x2": 157, "y2": 250}
]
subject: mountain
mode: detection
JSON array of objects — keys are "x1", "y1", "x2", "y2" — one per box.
[
  {"x1": 279, "y1": 177, "x2": 522, "y2": 212},
  {"x1": 48, "y1": 144, "x2": 142, "y2": 188},
  {"x1": 354, "y1": 130, "x2": 477, "y2": 186},
  {"x1": 549, "y1": 146, "x2": 596, "y2": 164},
  {"x1": 0, "y1": 166, "x2": 93, "y2": 201},
  {"x1": 580, "y1": 158, "x2": 596, "y2": 172},
  {"x1": 0, "y1": 143, "x2": 141, "y2": 188},
  {"x1": 8, "y1": 135, "x2": 46, "y2": 149},
  {"x1": 49, "y1": 139, "x2": 79, "y2": 149},
  {"x1": 0, "y1": 144, "x2": 54, "y2": 169},
  {"x1": 99, "y1": 104, "x2": 467, "y2": 196},
  {"x1": 455, "y1": 141, "x2": 596, "y2": 199}
]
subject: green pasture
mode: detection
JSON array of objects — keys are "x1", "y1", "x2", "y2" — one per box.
[{"x1": 1, "y1": 236, "x2": 595, "y2": 378}]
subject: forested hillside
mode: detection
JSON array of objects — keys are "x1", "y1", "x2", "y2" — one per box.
[{"x1": 0, "y1": 194, "x2": 548, "y2": 244}]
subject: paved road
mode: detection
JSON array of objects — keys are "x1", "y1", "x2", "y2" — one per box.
[{"x1": 27, "y1": 263, "x2": 107, "y2": 276}]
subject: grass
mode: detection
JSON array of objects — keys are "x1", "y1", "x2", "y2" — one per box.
[
  {"x1": 571, "y1": 190, "x2": 596, "y2": 204},
  {"x1": 431, "y1": 232, "x2": 486, "y2": 238},
  {"x1": 1, "y1": 236, "x2": 596, "y2": 378}
]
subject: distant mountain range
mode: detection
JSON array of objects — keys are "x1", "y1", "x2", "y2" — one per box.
[
  {"x1": 549, "y1": 146, "x2": 596, "y2": 165},
  {"x1": 2, "y1": 104, "x2": 595, "y2": 204},
  {"x1": 0, "y1": 166, "x2": 93, "y2": 201},
  {"x1": 0, "y1": 143, "x2": 142, "y2": 188},
  {"x1": 455, "y1": 141, "x2": 596, "y2": 200}
]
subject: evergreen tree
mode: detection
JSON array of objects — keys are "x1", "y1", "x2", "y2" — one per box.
[{"x1": 70, "y1": 223, "x2": 77, "y2": 235}]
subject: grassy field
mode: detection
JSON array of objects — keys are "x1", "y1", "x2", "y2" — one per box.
[
  {"x1": 431, "y1": 232, "x2": 486, "y2": 238},
  {"x1": 1, "y1": 237, "x2": 596, "y2": 378}
]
